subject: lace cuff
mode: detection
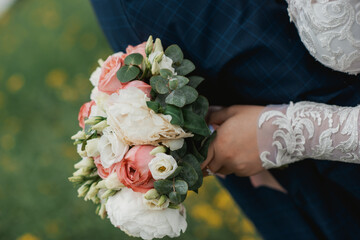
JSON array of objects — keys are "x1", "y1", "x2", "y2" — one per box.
[{"x1": 257, "y1": 101, "x2": 360, "y2": 169}]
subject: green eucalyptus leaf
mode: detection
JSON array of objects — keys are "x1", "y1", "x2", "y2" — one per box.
[
  {"x1": 154, "y1": 179, "x2": 173, "y2": 195},
  {"x1": 182, "y1": 154, "x2": 203, "y2": 191},
  {"x1": 169, "y1": 191, "x2": 182, "y2": 204},
  {"x1": 164, "y1": 105, "x2": 184, "y2": 126},
  {"x1": 146, "y1": 101, "x2": 161, "y2": 113},
  {"x1": 168, "y1": 78, "x2": 178, "y2": 90},
  {"x1": 165, "y1": 44, "x2": 184, "y2": 64},
  {"x1": 173, "y1": 76, "x2": 189, "y2": 89},
  {"x1": 192, "y1": 96, "x2": 209, "y2": 118},
  {"x1": 175, "y1": 59, "x2": 195, "y2": 75},
  {"x1": 188, "y1": 139, "x2": 205, "y2": 163},
  {"x1": 166, "y1": 166, "x2": 183, "y2": 179},
  {"x1": 124, "y1": 53, "x2": 143, "y2": 65},
  {"x1": 160, "y1": 69, "x2": 173, "y2": 79},
  {"x1": 165, "y1": 86, "x2": 198, "y2": 107},
  {"x1": 200, "y1": 131, "x2": 217, "y2": 160},
  {"x1": 188, "y1": 76, "x2": 205, "y2": 88},
  {"x1": 171, "y1": 141, "x2": 187, "y2": 160},
  {"x1": 117, "y1": 65, "x2": 140, "y2": 83},
  {"x1": 183, "y1": 109, "x2": 211, "y2": 137},
  {"x1": 155, "y1": 94, "x2": 167, "y2": 108},
  {"x1": 179, "y1": 161, "x2": 198, "y2": 187},
  {"x1": 174, "y1": 180, "x2": 188, "y2": 195},
  {"x1": 165, "y1": 90, "x2": 186, "y2": 107},
  {"x1": 150, "y1": 75, "x2": 169, "y2": 94}
]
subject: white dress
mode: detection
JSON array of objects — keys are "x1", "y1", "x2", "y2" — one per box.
[
  {"x1": 287, "y1": 0, "x2": 360, "y2": 75},
  {"x1": 257, "y1": 0, "x2": 360, "y2": 169}
]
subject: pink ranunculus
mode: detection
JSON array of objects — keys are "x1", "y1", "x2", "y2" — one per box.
[
  {"x1": 116, "y1": 145, "x2": 156, "y2": 193},
  {"x1": 98, "y1": 55, "x2": 123, "y2": 94},
  {"x1": 78, "y1": 101, "x2": 96, "y2": 129},
  {"x1": 94, "y1": 156, "x2": 117, "y2": 179},
  {"x1": 121, "y1": 80, "x2": 152, "y2": 98},
  {"x1": 125, "y1": 42, "x2": 147, "y2": 58}
]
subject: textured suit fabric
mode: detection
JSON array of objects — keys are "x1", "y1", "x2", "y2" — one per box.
[{"x1": 90, "y1": 0, "x2": 360, "y2": 239}]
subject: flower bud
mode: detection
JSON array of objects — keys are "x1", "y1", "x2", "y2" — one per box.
[
  {"x1": 73, "y1": 167, "x2": 92, "y2": 177},
  {"x1": 85, "y1": 138, "x2": 100, "y2": 157},
  {"x1": 151, "y1": 61, "x2": 160, "y2": 75},
  {"x1": 77, "y1": 182, "x2": 90, "y2": 197},
  {"x1": 144, "y1": 189, "x2": 160, "y2": 200},
  {"x1": 84, "y1": 116, "x2": 105, "y2": 125},
  {"x1": 154, "y1": 38, "x2": 163, "y2": 53},
  {"x1": 68, "y1": 175, "x2": 84, "y2": 183},
  {"x1": 145, "y1": 35, "x2": 154, "y2": 56},
  {"x1": 98, "y1": 203, "x2": 107, "y2": 219},
  {"x1": 91, "y1": 120, "x2": 108, "y2": 132},
  {"x1": 71, "y1": 131, "x2": 87, "y2": 140},
  {"x1": 154, "y1": 52, "x2": 164, "y2": 63},
  {"x1": 104, "y1": 172, "x2": 125, "y2": 190},
  {"x1": 157, "y1": 195, "x2": 168, "y2": 206},
  {"x1": 85, "y1": 182, "x2": 99, "y2": 201},
  {"x1": 98, "y1": 58, "x2": 104, "y2": 67},
  {"x1": 74, "y1": 157, "x2": 95, "y2": 169},
  {"x1": 150, "y1": 146, "x2": 167, "y2": 156},
  {"x1": 100, "y1": 189, "x2": 117, "y2": 200}
]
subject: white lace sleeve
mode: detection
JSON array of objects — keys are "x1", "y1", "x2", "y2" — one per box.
[{"x1": 257, "y1": 101, "x2": 360, "y2": 169}]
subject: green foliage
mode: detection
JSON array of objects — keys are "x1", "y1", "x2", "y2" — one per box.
[
  {"x1": 163, "y1": 105, "x2": 184, "y2": 126},
  {"x1": 179, "y1": 161, "x2": 198, "y2": 187},
  {"x1": 146, "y1": 101, "x2": 161, "y2": 113},
  {"x1": 171, "y1": 141, "x2": 188, "y2": 160},
  {"x1": 160, "y1": 69, "x2": 173, "y2": 79},
  {"x1": 182, "y1": 154, "x2": 203, "y2": 191},
  {"x1": 154, "y1": 179, "x2": 173, "y2": 195},
  {"x1": 150, "y1": 75, "x2": 169, "y2": 94},
  {"x1": 200, "y1": 131, "x2": 217, "y2": 160},
  {"x1": 165, "y1": 86, "x2": 198, "y2": 107},
  {"x1": 174, "y1": 180, "x2": 188, "y2": 195},
  {"x1": 175, "y1": 59, "x2": 195, "y2": 75},
  {"x1": 169, "y1": 191, "x2": 182, "y2": 204},
  {"x1": 183, "y1": 109, "x2": 211, "y2": 137},
  {"x1": 165, "y1": 44, "x2": 184, "y2": 64},
  {"x1": 188, "y1": 76, "x2": 205, "y2": 88},
  {"x1": 124, "y1": 53, "x2": 143, "y2": 65},
  {"x1": 117, "y1": 65, "x2": 141, "y2": 83},
  {"x1": 192, "y1": 95, "x2": 209, "y2": 118},
  {"x1": 166, "y1": 166, "x2": 183, "y2": 179}
]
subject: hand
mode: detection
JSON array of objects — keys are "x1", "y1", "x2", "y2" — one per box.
[{"x1": 201, "y1": 105, "x2": 265, "y2": 176}]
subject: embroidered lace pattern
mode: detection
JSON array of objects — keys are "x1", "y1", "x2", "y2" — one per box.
[
  {"x1": 257, "y1": 101, "x2": 360, "y2": 168},
  {"x1": 287, "y1": 0, "x2": 360, "y2": 74}
]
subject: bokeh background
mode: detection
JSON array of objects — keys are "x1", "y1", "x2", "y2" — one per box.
[{"x1": 0, "y1": 0, "x2": 261, "y2": 239}]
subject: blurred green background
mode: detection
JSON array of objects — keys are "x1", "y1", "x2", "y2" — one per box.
[{"x1": 0, "y1": 0, "x2": 261, "y2": 239}]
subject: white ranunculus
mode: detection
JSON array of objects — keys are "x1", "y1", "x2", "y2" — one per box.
[
  {"x1": 106, "y1": 188, "x2": 187, "y2": 240},
  {"x1": 98, "y1": 127, "x2": 129, "y2": 168},
  {"x1": 89, "y1": 67, "x2": 101, "y2": 87},
  {"x1": 162, "y1": 138, "x2": 184, "y2": 151},
  {"x1": 148, "y1": 153, "x2": 178, "y2": 180},
  {"x1": 85, "y1": 138, "x2": 100, "y2": 157},
  {"x1": 106, "y1": 87, "x2": 192, "y2": 145}
]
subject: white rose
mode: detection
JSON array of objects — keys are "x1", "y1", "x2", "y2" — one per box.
[
  {"x1": 162, "y1": 138, "x2": 184, "y2": 151},
  {"x1": 148, "y1": 153, "x2": 178, "y2": 180},
  {"x1": 106, "y1": 87, "x2": 192, "y2": 145},
  {"x1": 89, "y1": 67, "x2": 101, "y2": 87},
  {"x1": 85, "y1": 138, "x2": 100, "y2": 157},
  {"x1": 106, "y1": 188, "x2": 187, "y2": 240},
  {"x1": 98, "y1": 127, "x2": 129, "y2": 168}
]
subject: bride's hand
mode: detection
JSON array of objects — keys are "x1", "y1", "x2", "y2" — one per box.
[{"x1": 201, "y1": 105, "x2": 265, "y2": 176}]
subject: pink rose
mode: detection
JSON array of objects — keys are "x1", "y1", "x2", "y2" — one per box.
[
  {"x1": 125, "y1": 42, "x2": 147, "y2": 58},
  {"x1": 98, "y1": 55, "x2": 123, "y2": 94},
  {"x1": 78, "y1": 101, "x2": 96, "y2": 129},
  {"x1": 122, "y1": 80, "x2": 152, "y2": 98},
  {"x1": 94, "y1": 156, "x2": 117, "y2": 179},
  {"x1": 116, "y1": 145, "x2": 155, "y2": 193}
]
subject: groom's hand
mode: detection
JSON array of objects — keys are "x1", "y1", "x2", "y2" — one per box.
[{"x1": 202, "y1": 105, "x2": 265, "y2": 176}]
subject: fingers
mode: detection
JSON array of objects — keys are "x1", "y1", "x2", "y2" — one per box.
[
  {"x1": 201, "y1": 143, "x2": 214, "y2": 169},
  {"x1": 207, "y1": 107, "x2": 236, "y2": 125}
]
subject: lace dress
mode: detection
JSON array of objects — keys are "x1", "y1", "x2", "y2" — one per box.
[{"x1": 257, "y1": 0, "x2": 360, "y2": 169}]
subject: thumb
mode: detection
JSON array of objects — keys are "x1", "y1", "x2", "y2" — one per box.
[{"x1": 201, "y1": 142, "x2": 215, "y2": 170}]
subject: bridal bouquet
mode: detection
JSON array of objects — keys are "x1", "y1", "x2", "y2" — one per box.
[{"x1": 69, "y1": 36, "x2": 215, "y2": 239}]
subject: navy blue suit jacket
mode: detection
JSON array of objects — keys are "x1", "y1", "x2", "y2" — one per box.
[{"x1": 90, "y1": 0, "x2": 360, "y2": 239}]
